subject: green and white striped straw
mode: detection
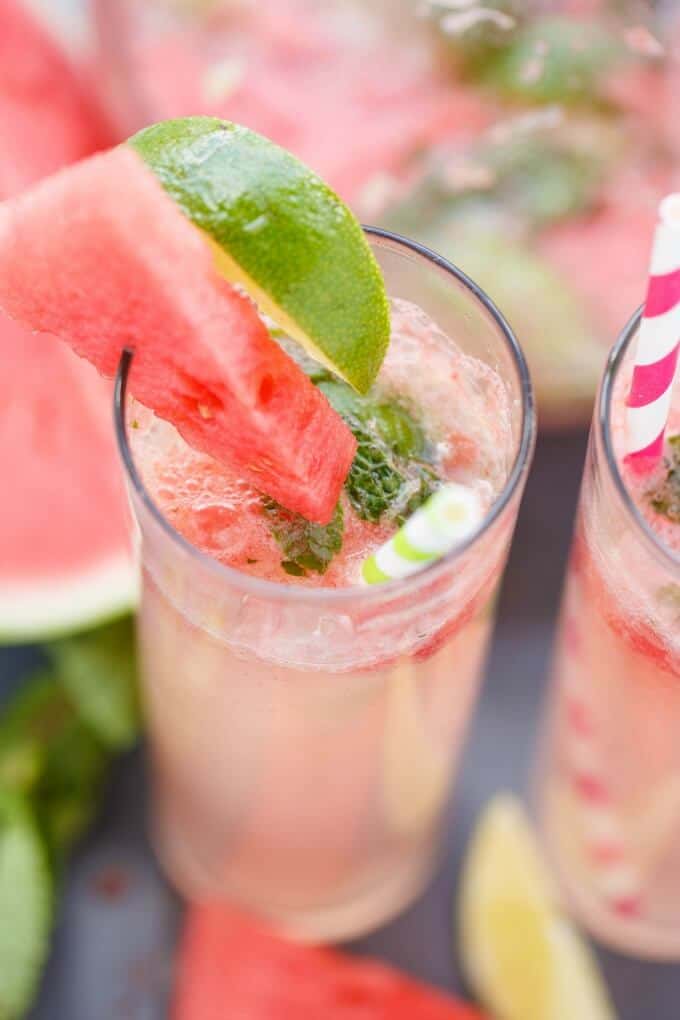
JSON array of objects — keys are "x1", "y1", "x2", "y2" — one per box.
[{"x1": 362, "y1": 482, "x2": 483, "y2": 585}]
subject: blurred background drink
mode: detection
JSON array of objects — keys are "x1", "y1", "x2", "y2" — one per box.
[
  {"x1": 116, "y1": 229, "x2": 535, "y2": 941},
  {"x1": 535, "y1": 207, "x2": 680, "y2": 958},
  {"x1": 94, "y1": 0, "x2": 680, "y2": 428}
]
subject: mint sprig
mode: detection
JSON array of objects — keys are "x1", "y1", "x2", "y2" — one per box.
[
  {"x1": 649, "y1": 434, "x2": 680, "y2": 523},
  {"x1": 266, "y1": 338, "x2": 442, "y2": 573},
  {"x1": 317, "y1": 378, "x2": 439, "y2": 525},
  {"x1": 263, "y1": 499, "x2": 344, "y2": 576}
]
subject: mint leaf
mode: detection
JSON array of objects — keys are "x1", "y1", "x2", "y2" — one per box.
[
  {"x1": 0, "y1": 672, "x2": 109, "y2": 878},
  {"x1": 271, "y1": 336, "x2": 441, "y2": 554},
  {"x1": 429, "y1": 0, "x2": 523, "y2": 74},
  {"x1": 263, "y1": 499, "x2": 344, "y2": 576},
  {"x1": 372, "y1": 401, "x2": 426, "y2": 459},
  {"x1": 317, "y1": 379, "x2": 439, "y2": 524},
  {"x1": 480, "y1": 17, "x2": 623, "y2": 105},
  {"x1": 649, "y1": 434, "x2": 680, "y2": 523},
  {"x1": 47, "y1": 617, "x2": 140, "y2": 751},
  {"x1": 343, "y1": 412, "x2": 407, "y2": 523},
  {"x1": 0, "y1": 791, "x2": 51, "y2": 1020}
]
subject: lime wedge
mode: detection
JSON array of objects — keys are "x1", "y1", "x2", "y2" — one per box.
[
  {"x1": 0, "y1": 792, "x2": 51, "y2": 1020},
  {"x1": 459, "y1": 795, "x2": 614, "y2": 1020},
  {"x1": 129, "y1": 117, "x2": 390, "y2": 393}
]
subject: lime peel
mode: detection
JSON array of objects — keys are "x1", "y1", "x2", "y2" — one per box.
[{"x1": 130, "y1": 117, "x2": 391, "y2": 393}]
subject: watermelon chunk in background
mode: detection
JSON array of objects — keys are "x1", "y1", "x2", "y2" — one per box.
[
  {"x1": 0, "y1": 0, "x2": 110, "y2": 197},
  {"x1": 0, "y1": 0, "x2": 133, "y2": 642},
  {"x1": 0, "y1": 146, "x2": 356, "y2": 525},
  {"x1": 174, "y1": 904, "x2": 487, "y2": 1020},
  {"x1": 0, "y1": 323, "x2": 134, "y2": 641}
]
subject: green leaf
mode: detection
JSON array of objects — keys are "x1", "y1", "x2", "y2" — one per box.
[
  {"x1": 342, "y1": 412, "x2": 408, "y2": 524},
  {"x1": 648, "y1": 435, "x2": 680, "y2": 523},
  {"x1": 0, "y1": 791, "x2": 51, "y2": 1020},
  {"x1": 372, "y1": 401, "x2": 426, "y2": 459},
  {"x1": 264, "y1": 499, "x2": 344, "y2": 576},
  {"x1": 480, "y1": 133, "x2": 606, "y2": 229},
  {"x1": 429, "y1": 0, "x2": 524, "y2": 74},
  {"x1": 270, "y1": 335, "x2": 441, "y2": 552},
  {"x1": 47, "y1": 617, "x2": 140, "y2": 751},
  {"x1": 0, "y1": 672, "x2": 109, "y2": 878},
  {"x1": 480, "y1": 17, "x2": 624, "y2": 105},
  {"x1": 317, "y1": 379, "x2": 440, "y2": 524},
  {"x1": 0, "y1": 673, "x2": 68, "y2": 797}
]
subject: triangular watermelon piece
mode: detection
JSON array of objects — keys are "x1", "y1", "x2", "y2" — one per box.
[
  {"x1": 174, "y1": 904, "x2": 487, "y2": 1020},
  {"x1": 0, "y1": 146, "x2": 356, "y2": 523}
]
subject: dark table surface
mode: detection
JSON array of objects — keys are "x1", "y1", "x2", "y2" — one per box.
[{"x1": 4, "y1": 428, "x2": 679, "y2": 1019}]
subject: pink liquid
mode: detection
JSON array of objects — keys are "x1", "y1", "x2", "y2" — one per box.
[
  {"x1": 538, "y1": 354, "x2": 680, "y2": 957},
  {"x1": 129, "y1": 298, "x2": 516, "y2": 939}
]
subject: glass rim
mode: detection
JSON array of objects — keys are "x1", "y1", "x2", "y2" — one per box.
[
  {"x1": 599, "y1": 307, "x2": 680, "y2": 573},
  {"x1": 114, "y1": 225, "x2": 536, "y2": 605}
]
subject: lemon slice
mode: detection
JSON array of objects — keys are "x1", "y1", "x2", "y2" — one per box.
[
  {"x1": 459, "y1": 795, "x2": 615, "y2": 1020},
  {"x1": 130, "y1": 117, "x2": 390, "y2": 393}
]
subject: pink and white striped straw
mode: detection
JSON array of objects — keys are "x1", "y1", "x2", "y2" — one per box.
[{"x1": 626, "y1": 194, "x2": 680, "y2": 472}]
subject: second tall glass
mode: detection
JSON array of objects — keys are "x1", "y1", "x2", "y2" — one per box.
[{"x1": 535, "y1": 311, "x2": 680, "y2": 959}]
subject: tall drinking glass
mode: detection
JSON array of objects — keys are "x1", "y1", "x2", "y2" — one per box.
[
  {"x1": 536, "y1": 311, "x2": 680, "y2": 959},
  {"x1": 115, "y1": 228, "x2": 535, "y2": 941}
]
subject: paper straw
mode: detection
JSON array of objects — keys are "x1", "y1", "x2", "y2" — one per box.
[
  {"x1": 362, "y1": 482, "x2": 482, "y2": 585},
  {"x1": 625, "y1": 193, "x2": 680, "y2": 472}
]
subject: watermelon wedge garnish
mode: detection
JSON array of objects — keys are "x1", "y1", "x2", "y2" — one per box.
[
  {"x1": 174, "y1": 904, "x2": 487, "y2": 1020},
  {"x1": 0, "y1": 141, "x2": 361, "y2": 523}
]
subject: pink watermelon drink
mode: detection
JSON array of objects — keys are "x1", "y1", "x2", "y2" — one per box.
[
  {"x1": 116, "y1": 232, "x2": 534, "y2": 940},
  {"x1": 0, "y1": 118, "x2": 535, "y2": 939},
  {"x1": 536, "y1": 312, "x2": 680, "y2": 958}
]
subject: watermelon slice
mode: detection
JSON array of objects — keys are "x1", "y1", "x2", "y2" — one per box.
[
  {"x1": 0, "y1": 146, "x2": 356, "y2": 524},
  {"x1": 0, "y1": 0, "x2": 132, "y2": 641},
  {"x1": 174, "y1": 904, "x2": 487, "y2": 1020},
  {"x1": 0, "y1": 0, "x2": 110, "y2": 197},
  {"x1": 0, "y1": 321, "x2": 135, "y2": 641}
]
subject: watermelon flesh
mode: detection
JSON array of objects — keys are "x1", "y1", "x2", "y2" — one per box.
[
  {"x1": 0, "y1": 0, "x2": 110, "y2": 197},
  {"x1": 0, "y1": 146, "x2": 356, "y2": 524},
  {"x1": 0, "y1": 319, "x2": 135, "y2": 640},
  {"x1": 0, "y1": 0, "x2": 134, "y2": 640},
  {"x1": 174, "y1": 904, "x2": 487, "y2": 1020}
]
